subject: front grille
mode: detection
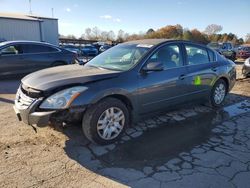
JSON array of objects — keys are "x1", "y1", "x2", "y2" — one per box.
[{"x1": 15, "y1": 88, "x2": 36, "y2": 109}]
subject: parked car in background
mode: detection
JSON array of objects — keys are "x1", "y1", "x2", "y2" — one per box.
[
  {"x1": 92, "y1": 42, "x2": 105, "y2": 53},
  {"x1": 14, "y1": 39, "x2": 236, "y2": 145},
  {"x1": 99, "y1": 44, "x2": 112, "y2": 53},
  {"x1": 242, "y1": 57, "x2": 250, "y2": 77},
  {"x1": 0, "y1": 41, "x2": 77, "y2": 77},
  {"x1": 207, "y1": 42, "x2": 236, "y2": 61},
  {"x1": 81, "y1": 45, "x2": 98, "y2": 56},
  {"x1": 62, "y1": 45, "x2": 81, "y2": 56},
  {"x1": 237, "y1": 46, "x2": 250, "y2": 60}
]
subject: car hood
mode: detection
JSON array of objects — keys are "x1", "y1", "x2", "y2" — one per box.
[{"x1": 21, "y1": 65, "x2": 120, "y2": 91}]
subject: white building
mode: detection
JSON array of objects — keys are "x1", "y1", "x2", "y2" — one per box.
[{"x1": 0, "y1": 13, "x2": 59, "y2": 45}]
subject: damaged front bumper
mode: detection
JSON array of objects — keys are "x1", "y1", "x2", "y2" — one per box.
[
  {"x1": 13, "y1": 87, "x2": 86, "y2": 127},
  {"x1": 13, "y1": 104, "x2": 55, "y2": 126},
  {"x1": 13, "y1": 89, "x2": 56, "y2": 126}
]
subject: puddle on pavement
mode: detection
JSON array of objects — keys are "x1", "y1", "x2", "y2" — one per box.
[{"x1": 99, "y1": 111, "x2": 218, "y2": 169}]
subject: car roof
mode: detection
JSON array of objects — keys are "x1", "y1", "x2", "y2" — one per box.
[
  {"x1": 0, "y1": 40, "x2": 54, "y2": 46},
  {"x1": 0, "y1": 40, "x2": 60, "y2": 48},
  {"x1": 123, "y1": 39, "x2": 206, "y2": 47},
  {"x1": 124, "y1": 39, "x2": 170, "y2": 46}
]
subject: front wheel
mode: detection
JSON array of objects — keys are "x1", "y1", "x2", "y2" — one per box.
[
  {"x1": 209, "y1": 79, "x2": 227, "y2": 108},
  {"x1": 82, "y1": 98, "x2": 129, "y2": 145}
]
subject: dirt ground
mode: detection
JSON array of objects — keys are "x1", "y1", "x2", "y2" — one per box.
[{"x1": 0, "y1": 63, "x2": 250, "y2": 188}]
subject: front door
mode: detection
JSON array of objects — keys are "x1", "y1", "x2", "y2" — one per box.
[
  {"x1": 0, "y1": 44, "x2": 29, "y2": 76},
  {"x1": 138, "y1": 43, "x2": 189, "y2": 114}
]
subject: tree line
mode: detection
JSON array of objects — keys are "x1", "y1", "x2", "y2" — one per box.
[{"x1": 60, "y1": 24, "x2": 250, "y2": 45}]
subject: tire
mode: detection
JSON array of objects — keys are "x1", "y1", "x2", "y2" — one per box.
[
  {"x1": 209, "y1": 79, "x2": 227, "y2": 108},
  {"x1": 82, "y1": 97, "x2": 129, "y2": 145}
]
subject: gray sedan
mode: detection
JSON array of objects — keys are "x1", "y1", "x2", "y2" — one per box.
[
  {"x1": 14, "y1": 39, "x2": 236, "y2": 145},
  {"x1": 0, "y1": 41, "x2": 77, "y2": 77}
]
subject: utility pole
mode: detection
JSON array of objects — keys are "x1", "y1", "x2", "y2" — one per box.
[{"x1": 29, "y1": 0, "x2": 32, "y2": 15}]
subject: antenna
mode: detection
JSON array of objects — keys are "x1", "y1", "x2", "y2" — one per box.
[
  {"x1": 29, "y1": 0, "x2": 32, "y2": 15},
  {"x1": 51, "y1": 8, "x2": 54, "y2": 18}
]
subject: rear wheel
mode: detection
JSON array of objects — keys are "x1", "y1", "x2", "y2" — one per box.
[
  {"x1": 209, "y1": 79, "x2": 227, "y2": 108},
  {"x1": 82, "y1": 98, "x2": 129, "y2": 145}
]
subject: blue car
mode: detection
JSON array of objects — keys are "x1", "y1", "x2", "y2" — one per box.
[{"x1": 81, "y1": 45, "x2": 98, "y2": 56}]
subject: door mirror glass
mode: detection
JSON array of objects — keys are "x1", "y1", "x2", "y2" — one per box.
[{"x1": 143, "y1": 61, "x2": 164, "y2": 72}]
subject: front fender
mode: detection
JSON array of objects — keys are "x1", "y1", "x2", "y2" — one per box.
[{"x1": 70, "y1": 87, "x2": 134, "y2": 108}]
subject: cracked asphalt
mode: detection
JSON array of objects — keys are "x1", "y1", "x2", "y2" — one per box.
[{"x1": 0, "y1": 64, "x2": 250, "y2": 188}]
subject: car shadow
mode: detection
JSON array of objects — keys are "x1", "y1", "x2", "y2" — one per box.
[
  {"x1": 0, "y1": 97, "x2": 14, "y2": 104},
  {"x1": 60, "y1": 93, "x2": 250, "y2": 186}
]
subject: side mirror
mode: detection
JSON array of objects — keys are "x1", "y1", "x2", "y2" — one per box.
[{"x1": 143, "y1": 61, "x2": 164, "y2": 72}]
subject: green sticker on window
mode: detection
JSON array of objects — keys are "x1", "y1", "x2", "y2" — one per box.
[{"x1": 194, "y1": 76, "x2": 201, "y2": 85}]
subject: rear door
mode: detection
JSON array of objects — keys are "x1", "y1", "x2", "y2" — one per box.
[
  {"x1": 183, "y1": 43, "x2": 218, "y2": 100},
  {"x1": 21, "y1": 44, "x2": 60, "y2": 72},
  {"x1": 138, "y1": 42, "x2": 189, "y2": 114}
]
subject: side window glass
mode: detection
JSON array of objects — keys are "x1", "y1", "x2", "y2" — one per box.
[
  {"x1": 185, "y1": 45, "x2": 210, "y2": 65},
  {"x1": 0, "y1": 45, "x2": 23, "y2": 55},
  {"x1": 22, "y1": 44, "x2": 58, "y2": 54},
  {"x1": 208, "y1": 49, "x2": 215, "y2": 62},
  {"x1": 147, "y1": 44, "x2": 183, "y2": 70}
]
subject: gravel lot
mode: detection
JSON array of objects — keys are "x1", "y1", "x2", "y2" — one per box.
[{"x1": 0, "y1": 63, "x2": 250, "y2": 188}]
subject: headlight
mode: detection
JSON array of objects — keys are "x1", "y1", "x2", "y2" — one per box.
[
  {"x1": 244, "y1": 58, "x2": 250, "y2": 66},
  {"x1": 40, "y1": 86, "x2": 88, "y2": 109}
]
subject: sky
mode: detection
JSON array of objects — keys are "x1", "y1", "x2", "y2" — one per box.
[{"x1": 0, "y1": 0, "x2": 249, "y2": 39}]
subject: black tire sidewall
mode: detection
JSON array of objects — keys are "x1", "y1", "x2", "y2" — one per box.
[{"x1": 82, "y1": 98, "x2": 129, "y2": 145}]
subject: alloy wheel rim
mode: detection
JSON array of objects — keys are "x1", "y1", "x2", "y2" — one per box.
[
  {"x1": 97, "y1": 107, "x2": 125, "y2": 140},
  {"x1": 214, "y1": 83, "x2": 226, "y2": 105}
]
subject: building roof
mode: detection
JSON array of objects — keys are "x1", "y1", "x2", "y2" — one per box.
[
  {"x1": 0, "y1": 12, "x2": 57, "y2": 21},
  {"x1": 28, "y1": 14, "x2": 58, "y2": 20}
]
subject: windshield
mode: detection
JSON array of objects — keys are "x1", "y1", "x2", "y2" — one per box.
[{"x1": 86, "y1": 44, "x2": 150, "y2": 71}]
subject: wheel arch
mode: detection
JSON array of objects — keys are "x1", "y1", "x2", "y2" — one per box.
[
  {"x1": 90, "y1": 93, "x2": 135, "y2": 126},
  {"x1": 102, "y1": 94, "x2": 133, "y2": 110},
  {"x1": 215, "y1": 76, "x2": 230, "y2": 93}
]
